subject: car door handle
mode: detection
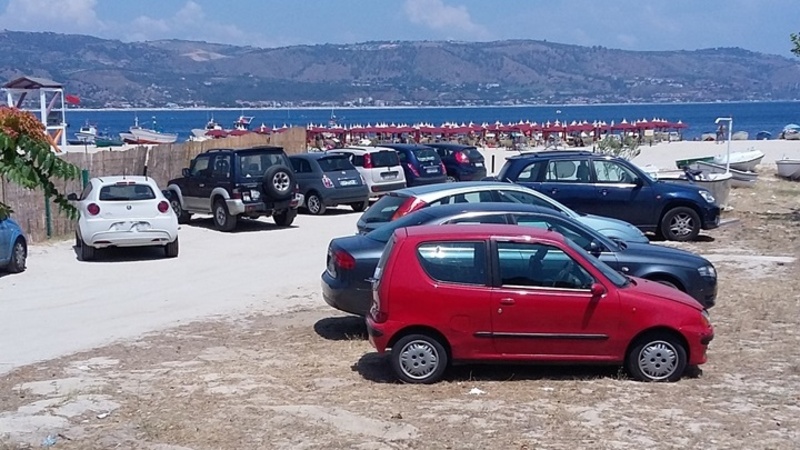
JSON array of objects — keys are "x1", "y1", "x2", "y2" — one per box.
[
  {"x1": 600, "y1": 189, "x2": 609, "y2": 196},
  {"x1": 550, "y1": 188, "x2": 558, "y2": 195},
  {"x1": 499, "y1": 298, "x2": 515, "y2": 306}
]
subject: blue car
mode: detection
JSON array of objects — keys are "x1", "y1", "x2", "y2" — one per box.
[
  {"x1": 426, "y1": 143, "x2": 487, "y2": 182},
  {"x1": 378, "y1": 144, "x2": 447, "y2": 186},
  {"x1": 496, "y1": 151, "x2": 721, "y2": 241},
  {"x1": 0, "y1": 215, "x2": 27, "y2": 273}
]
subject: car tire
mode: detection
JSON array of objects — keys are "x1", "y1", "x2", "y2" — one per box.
[
  {"x1": 446, "y1": 175, "x2": 457, "y2": 183},
  {"x1": 660, "y1": 207, "x2": 701, "y2": 242},
  {"x1": 273, "y1": 208, "x2": 297, "y2": 227},
  {"x1": 350, "y1": 201, "x2": 369, "y2": 212},
  {"x1": 164, "y1": 237, "x2": 179, "y2": 258},
  {"x1": 262, "y1": 165, "x2": 295, "y2": 201},
  {"x1": 625, "y1": 333, "x2": 687, "y2": 382},
  {"x1": 306, "y1": 192, "x2": 326, "y2": 215},
  {"x1": 170, "y1": 197, "x2": 191, "y2": 224},
  {"x1": 213, "y1": 199, "x2": 237, "y2": 232},
  {"x1": 7, "y1": 238, "x2": 26, "y2": 273},
  {"x1": 79, "y1": 238, "x2": 95, "y2": 261},
  {"x1": 390, "y1": 333, "x2": 449, "y2": 384}
]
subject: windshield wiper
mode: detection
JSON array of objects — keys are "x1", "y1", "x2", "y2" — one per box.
[{"x1": 612, "y1": 238, "x2": 628, "y2": 250}]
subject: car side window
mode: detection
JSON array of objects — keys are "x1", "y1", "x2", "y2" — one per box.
[
  {"x1": 211, "y1": 155, "x2": 232, "y2": 180},
  {"x1": 429, "y1": 191, "x2": 493, "y2": 206},
  {"x1": 290, "y1": 158, "x2": 302, "y2": 172},
  {"x1": 416, "y1": 241, "x2": 487, "y2": 285},
  {"x1": 444, "y1": 214, "x2": 508, "y2": 225},
  {"x1": 190, "y1": 156, "x2": 211, "y2": 177},
  {"x1": 515, "y1": 162, "x2": 543, "y2": 182},
  {"x1": 497, "y1": 242, "x2": 594, "y2": 289},
  {"x1": 512, "y1": 216, "x2": 593, "y2": 250},
  {"x1": 545, "y1": 159, "x2": 588, "y2": 182},
  {"x1": 397, "y1": 151, "x2": 407, "y2": 163},
  {"x1": 495, "y1": 190, "x2": 559, "y2": 211},
  {"x1": 593, "y1": 160, "x2": 638, "y2": 184}
]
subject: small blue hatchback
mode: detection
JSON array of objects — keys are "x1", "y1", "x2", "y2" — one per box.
[
  {"x1": 378, "y1": 144, "x2": 447, "y2": 187},
  {"x1": 0, "y1": 215, "x2": 27, "y2": 273}
]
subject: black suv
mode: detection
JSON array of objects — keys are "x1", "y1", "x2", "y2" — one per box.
[{"x1": 166, "y1": 146, "x2": 302, "y2": 231}]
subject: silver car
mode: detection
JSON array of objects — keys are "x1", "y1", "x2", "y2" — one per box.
[{"x1": 355, "y1": 181, "x2": 649, "y2": 243}]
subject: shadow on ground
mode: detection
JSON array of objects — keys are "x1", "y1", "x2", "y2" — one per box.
[{"x1": 314, "y1": 315, "x2": 367, "y2": 341}]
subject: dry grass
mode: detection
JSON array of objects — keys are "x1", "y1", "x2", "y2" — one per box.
[{"x1": 1, "y1": 171, "x2": 800, "y2": 449}]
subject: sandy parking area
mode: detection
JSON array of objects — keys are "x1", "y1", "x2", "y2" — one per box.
[{"x1": 1, "y1": 146, "x2": 800, "y2": 449}]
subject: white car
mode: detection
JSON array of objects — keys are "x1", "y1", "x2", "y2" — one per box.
[
  {"x1": 69, "y1": 176, "x2": 179, "y2": 261},
  {"x1": 328, "y1": 146, "x2": 407, "y2": 199}
]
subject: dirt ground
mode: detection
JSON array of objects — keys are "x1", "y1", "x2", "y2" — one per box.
[{"x1": 2, "y1": 171, "x2": 799, "y2": 450}]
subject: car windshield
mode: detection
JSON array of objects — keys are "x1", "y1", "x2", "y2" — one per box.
[
  {"x1": 371, "y1": 150, "x2": 400, "y2": 167},
  {"x1": 318, "y1": 156, "x2": 354, "y2": 172},
  {"x1": 565, "y1": 238, "x2": 629, "y2": 287},
  {"x1": 359, "y1": 194, "x2": 409, "y2": 224},
  {"x1": 98, "y1": 184, "x2": 155, "y2": 201},
  {"x1": 413, "y1": 148, "x2": 439, "y2": 164},
  {"x1": 366, "y1": 209, "x2": 437, "y2": 243}
]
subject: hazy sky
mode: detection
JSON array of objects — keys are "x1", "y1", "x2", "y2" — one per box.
[{"x1": 0, "y1": 0, "x2": 797, "y2": 56}]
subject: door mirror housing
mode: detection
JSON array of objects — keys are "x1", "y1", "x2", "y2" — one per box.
[
  {"x1": 589, "y1": 241, "x2": 602, "y2": 257},
  {"x1": 182, "y1": 168, "x2": 190, "y2": 178},
  {"x1": 590, "y1": 283, "x2": 606, "y2": 297},
  {"x1": 67, "y1": 193, "x2": 78, "y2": 201},
  {"x1": 633, "y1": 176, "x2": 644, "y2": 187}
]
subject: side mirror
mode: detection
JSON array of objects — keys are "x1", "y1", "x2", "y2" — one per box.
[
  {"x1": 634, "y1": 177, "x2": 644, "y2": 187},
  {"x1": 589, "y1": 241, "x2": 602, "y2": 257},
  {"x1": 67, "y1": 193, "x2": 78, "y2": 201},
  {"x1": 590, "y1": 283, "x2": 606, "y2": 297},
  {"x1": 182, "y1": 168, "x2": 190, "y2": 177}
]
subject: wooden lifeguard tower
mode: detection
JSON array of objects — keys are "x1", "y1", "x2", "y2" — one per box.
[{"x1": 2, "y1": 76, "x2": 68, "y2": 150}]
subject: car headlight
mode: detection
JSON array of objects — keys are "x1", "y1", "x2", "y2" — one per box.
[
  {"x1": 699, "y1": 190, "x2": 716, "y2": 204},
  {"x1": 697, "y1": 265, "x2": 716, "y2": 278}
]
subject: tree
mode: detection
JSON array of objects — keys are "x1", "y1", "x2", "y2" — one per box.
[
  {"x1": 595, "y1": 134, "x2": 641, "y2": 161},
  {"x1": 792, "y1": 33, "x2": 800, "y2": 58},
  {"x1": 0, "y1": 106, "x2": 80, "y2": 219}
]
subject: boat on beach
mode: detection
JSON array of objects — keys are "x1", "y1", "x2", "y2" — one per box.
[
  {"x1": 645, "y1": 167, "x2": 733, "y2": 207},
  {"x1": 712, "y1": 148, "x2": 764, "y2": 172},
  {"x1": 191, "y1": 116, "x2": 223, "y2": 139},
  {"x1": 690, "y1": 160, "x2": 758, "y2": 188},
  {"x1": 776, "y1": 158, "x2": 800, "y2": 180},
  {"x1": 780, "y1": 124, "x2": 800, "y2": 140},
  {"x1": 120, "y1": 116, "x2": 178, "y2": 144},
  {"x1": 74, "y1": 122, "x2": 98, "y2": 143}
]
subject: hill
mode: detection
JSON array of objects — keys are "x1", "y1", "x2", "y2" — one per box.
[{"x1": 1, "y1": 31, "x2": 798, "y2": 108}]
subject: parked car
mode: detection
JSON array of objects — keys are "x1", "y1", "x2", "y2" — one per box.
[
  {"x1": 69, "y1": 176, "x2": 179, "y2": 261},
  {"x1": 0, "y1": 215, "x2": 27, "y2": 273},
  {"x1": 166, "y1": 146, "x2": 303, "y2": 231},
  {"x1": 324, "y1": 203, "x2": 716, "y2": 316},
  {"x1": 328, "y1": 146, "x2": 406, "y2": 198},
  {"x1": 290, "y1": 152, "x2": 371, "y2": 215},
  {"x1": 426, "y1": 143, "x2": 487, "y2": 182},
  {"x1": 366, "y1": 224, "x2": 714, "y2": 384},
  {"x1": 378, "y1": 144, "x2": 447, "y2": 186},
  {"x1": 355, "y1": 181, "x2": 648, "y2": 243},
  {"x1": 494, "y1": 151, "x2": 721, "y2": 241}
]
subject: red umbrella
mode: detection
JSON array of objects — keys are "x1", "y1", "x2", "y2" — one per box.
[
  {"x1": 205, "y1": 129, "x2": 228, "y2": 138},
  {"x1": 229, "y1": 129, "x2": 251, "y2": 136}
]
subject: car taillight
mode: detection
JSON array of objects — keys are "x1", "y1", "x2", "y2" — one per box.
[
  {"x1": 333, "y1": 249, "x2": 356, "y2": 270},
  {"x1": 157, "y1": 201, "x2": 169, "y2": 213},
  {"x1": 363, "y1": 153, "x2": 373, "y2": 168},
  {"x1": 322, "y1": 175, "x2": 334, "y2": 188},
  {"x1": 390, "y1": 196, "x2": 428, "y2": 220},
  {"x1": 454, "y1": 151, "x2": 469, "y2": 164},
  {"x1": 406, "y1": 163, "x2": 420, "y2": 177},
  {"x1": 230, "y1": 188, "x2": 242, "y2": 200},
  {"x1": 87, "y1": 203, "x2": 100, "y2": 216}
]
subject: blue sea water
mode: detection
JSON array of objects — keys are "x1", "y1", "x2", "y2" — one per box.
[{"x1": 66, "y1": 101, "x2": 800, "y2": 142}]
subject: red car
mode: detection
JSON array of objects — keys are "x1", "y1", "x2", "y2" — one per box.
[{"x1": 367, "y1": 224, "x2": 714, "y2": 384}]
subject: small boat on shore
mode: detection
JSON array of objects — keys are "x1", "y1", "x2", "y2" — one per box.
[
  {"x1": 731, "y1": 131, "x2": 749, "y2": 140},
  {"x1": 713, "y1": 148, "x2": 764, "y2": 172},
  {"x1": 648, "y1": 168, "x2": 733, "y2": 207},
  {"x1": 776, "y1": 158, "x2": 800, "y2": 180},
  {"x1": 690, "y1": 160, "x2": 758, "y2": 188},
  {"x1": 780, "y1": 124, "x2": 800, "y2": 140},
  {"x1": 191, "y1": 117, "x2": 223, "y2": 139},
  {"x1": 74, "y1": 122, "x2": 98, "y2": 143},
  {"x1": 755, "y1": 131, "x2": 772, "y2": 140},
  {"x1": 120, "y1": 116, "x2": 178, "y2": 144}
]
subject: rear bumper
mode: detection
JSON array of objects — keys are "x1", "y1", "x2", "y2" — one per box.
[
  {"x1": 227, "y1": 193, "x2": 303, "y2": 216},
  {"x1": 453, "y1": 166, "x2": 488, "y2": 181},
  {"x1": 369, "y1": 181, "x2": 406, "y2": 195},
  {"x1": 321, "y1": 186, "x2": 370, "y2": 206},
  {"x1": 87, "y1": 229, "x2": 176, "y2": 248},
  {"x1": 321, "y1": 271, "x2": 372, "y2": 316},
  {"x1": 407, "y1": 175, "x2": 447, "y2": 187}
]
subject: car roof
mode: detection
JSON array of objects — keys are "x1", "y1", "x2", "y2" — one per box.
[
  {"x1": 505, "y1": 150, "x2": 597, "y2": 161},
  {"x1": 378, "y1": 143, "x2": 435, "y2": 151},
  {"x1": 92, "y1": 175, "x2": 155, "y2": 185},
  {"x1": 425, "y1": 143, "x2": 477, "y2": 150},
  {"x1": 415, "y1": 202, "x2": 563, "y2": 217},
  {"x1": 400, "y1": 223, "x2": 566, "y2": 244},
  {"x1": 390, "y1": 181, "x2": 530, "y2": 198},
  {"x1": 290, "y1": 152, "x2": 349, "y2": 160},
  {"x1": 204, "y1": 146, "x2": 285, "y2": 154},
  {"x1": 339, "y1": 146, "x2": 398, "y2": 154}
]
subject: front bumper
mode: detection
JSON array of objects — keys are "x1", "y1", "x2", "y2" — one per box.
[
  {"x1": 687, "y1": 276, "x2": 718, "y2": 309},
  {"x1": 701, "y1": 205, "x2": 722, "y2": 230}
]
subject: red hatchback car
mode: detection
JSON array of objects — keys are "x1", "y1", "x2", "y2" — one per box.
[{"x1": 367, "y1": 224, "x2": 714, "y2": 384}]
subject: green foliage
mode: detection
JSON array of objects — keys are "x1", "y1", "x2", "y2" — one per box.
[
  {"x1": 595, "y1": 135, "x2": 641, "y2": 161},
  {"x1": 0, "y1": 107, "x2": 80, "y2": 219},
  {"x1": 792, "y1": 33, "x2": 800, "y2": 58}
]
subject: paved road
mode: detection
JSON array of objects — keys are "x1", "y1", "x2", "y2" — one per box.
[{"x1": 0, "y1": 211, "x2": 360, "y2": 374}]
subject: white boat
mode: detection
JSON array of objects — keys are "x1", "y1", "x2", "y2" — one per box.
[
  {"x1": 690, "y1": 160, "x2": 758, "y2": 188},
  {"x1": 776, "y1": 158, "x2": 800, "y2": 180},
  {"x1": 74, "y1": 123, "x2": 98, "y2": 143},
  {"x1": 123, "y1": 116, "x2": 178, "y2": 144},
  {"x1": 653, "y1": 169, "x2": 733, "y2": 208},
  {"x1": 191, "y1": 117, "x2": 223, "y2": 138},
  {"x1": 780, "y1": 124, "x2": 800, "y2": 140},
  {"x1": 713, "y1": 149, "x2": 764, "y2": 172},
  {"x1": 731, "y1": 131, "x2": 749, "y2": 140}
]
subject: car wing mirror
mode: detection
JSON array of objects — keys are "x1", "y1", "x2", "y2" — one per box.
[
  {"x1": 67, "y1": 193, "x2": 78, "y2": 201},
  {"x1": 589, "y1": 241, "x2": 602, "y2": 257},
  {"x1": 182, "y1": 168, "x2": 190, "y2": 177},
  {"x1": 634, "y1": 177, "x2": 644, "y2": 187},
  {"x1": 591, "y1": 283, "x2": 607, "y2": 297}
]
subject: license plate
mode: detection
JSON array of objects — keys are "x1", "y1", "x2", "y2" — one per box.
[
  {"x1": 425, "y1": 167, "x2": 438, "y2": 174},
  {"x1": 381, "y1": 171, "x2": 398, "y2": 179},
  {"x1": 474, "y1": 162, "x2": 484, "y2": 167},
  {"x1": 340, "y1": 179, "x2": 358, "y2": 186}
]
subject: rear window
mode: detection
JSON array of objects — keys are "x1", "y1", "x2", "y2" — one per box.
[
  {"x1": 237, "y1": 151, "x2": 291, "y2": 178},
  {"x1": 318, "y1": 156, "x2": 354, "y2": 172},
  {"x1": 370, "y1": 150, "x2": 400, "y2": 167},
  {"x1": 462, "y1": 147, "x2": 484, "y2": 161},
  {"x1": 366, "y1": 209, "x2": 437, "y2": 243},
  {"x1": 359, "y1": 194, "x2": 409, "y2": 225},
  {"x1": 416, "y1": 241, "x2": 487, "y2": 285},
  {"x1": 412, "y1": 148, "x2": 439, "y2": 163},
  {"x1": 99, "y1": 184, "x2": 156, "y2": 201}
]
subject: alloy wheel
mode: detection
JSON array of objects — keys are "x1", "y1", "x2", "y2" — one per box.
[{"x1": 669, "y1": 213, "x2": 694, "y2": 237}]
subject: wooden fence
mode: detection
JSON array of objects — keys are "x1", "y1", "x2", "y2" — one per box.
[{"x1": 0, "y1": 127, "x2": 307, "y2": 243}]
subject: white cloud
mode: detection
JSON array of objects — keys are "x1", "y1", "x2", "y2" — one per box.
[
  {"x1": 0, "y1": 0, "x2": 107, "y2": 34},
  {"x1": 126, "y1": 1, "x2": 253, "y2": 45},
  {"x1": 403, "y1": 0, "x2": 489, "y2": 39}
]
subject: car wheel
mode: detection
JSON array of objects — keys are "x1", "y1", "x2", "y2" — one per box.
[
  {"x1": 390, "y1": 333, "x2": 448, "y2": 384},
  {"x1": 79, "y1": 238, "x2": 95, "y2": 261},
  {"x1": 660, "y1": 207, "x2": 701, "y2": 242},
  {"x1": 7, "y1": 238, "x2": 26, "y2": 273},
  {"x1": 350, "y1": 201, "x2": 369, "y2": 212},
  {"x1": 625, "y1": 333, "x2": 687, "y2": 382},
  {"x1": 170, "y1": 197, "x2": 191, "y2": 224},
  {"x1": 262, "y1": 165, "x2": 295, "y2": 201},
  {"x1": 164, "y1": 237, "x2": 179, "y2": 258},
  {"x1": 446, "y1": 175, "x2": 457, "y2": 183},
  {"x1": 306, "y1": 193, "x2": 326, "y2": 215},
  {"x1": 213, "y1": 199, "x2": 237, "y2": 232},
  {"x1": 273, "y1": 208, "x2": 297, "y2": 227}
]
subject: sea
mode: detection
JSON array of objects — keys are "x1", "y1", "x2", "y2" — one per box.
[{"x1": 66, "y1": 101, "x2": 800, "y2": 142}]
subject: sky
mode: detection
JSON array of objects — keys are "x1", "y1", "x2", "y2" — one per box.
[{"x1": 0, "y1": 0, "x2": 797, "y2": 57}]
